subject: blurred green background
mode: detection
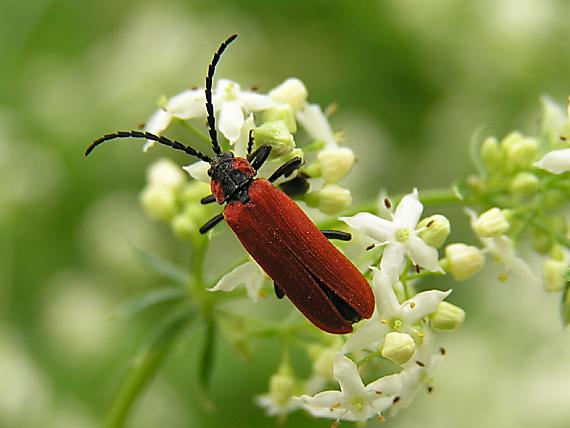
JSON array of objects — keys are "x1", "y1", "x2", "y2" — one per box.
[{"x1": 1, "y1": 0, "x2": 570, "y2": 427}]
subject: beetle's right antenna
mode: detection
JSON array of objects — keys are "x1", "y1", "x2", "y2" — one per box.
[
  {"x1": 205, "y1": 33, "x2": 238, "y2": 155},
  {"x1": 85, "y1": 130, "x2": 212, "y2": 162}
]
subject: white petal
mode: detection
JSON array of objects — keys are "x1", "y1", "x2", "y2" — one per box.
[
  {"x1": 207, "y1": 261, "x2": 264, "y2": 302},
  {"x1": 534, "y1": 149, "x2": 570, "y2": 174},
  {"x1": 218, "y1": 100, "x2": 244, "y2": 143},
  {"x1": 334, "y1": 355, "x2": 367, "y2": 398},
  {"x1": 268, "y1": 77, "x2": 308, "y2": 111},
  {"x1": 296, "y1": 391, "x2": 345, "y2": 419},
  {"x1": 371, "y1": 267, "x2": 401, "y2": 318},
  {"x1": 407, "y1": 236, "x2": 443, "y2": 273},
  {"x1": 215, "y1": 79, "x2": 240, "y2": 97},
  {"x1": 394, "y1": 189, "x2": 423, "y2": 229},
  {"x1": 380, "y1": 243, "x2": 407, "y2": 280},
  {"x1": 233, "y1": 113, "x2": 256, "y2": 156},
  {"x1": 341, "y1": 319, "x2": 389, "y2": 354},
  {"x1": 375, "y1": 189, "x2": 394, "y2": 220},
  {"x1": 182, "y1": 161, "x2": 211, "y2": 183},
  {"x1": 166, "y1": 89, "x2": 206, "y2": 119},
  {"x1": 340, "y1": 213, "x2": 396, "y2": 242},
  {"x1": 238, "y1": 91, "x2": 274, "y2": 111},
  {"x1": 367, "y1": 373, "x2": 402, "y2": 396},
  {"x1": 402, "y1": 290, "x2": 452, "y2": 323},
  {"x1": 296, "y1": 103, "x2": 336, "y2": 147},
  {"x1": 143, "y1": 109, "x2": 171, "y2": 152}
]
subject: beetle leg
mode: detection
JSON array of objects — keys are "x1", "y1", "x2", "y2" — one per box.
[
  {"x1": 321, "y1": 230, "x2": 352, "y2": 241},
  {"x1": 248, "y1": 145, "x2": 272, "y2": 170},
  {"x1": 200, "y1": 194, "x2": 216, "y2": 204},
  {"x1": 199, "y1": 213, "x2": 225, "y2": 234},
  {"x1": 274, "y1": 282, "x2": 286, "y2": 299},
  {"x1": 268, "y1": 157, "x2": 303, "y2": 183}
]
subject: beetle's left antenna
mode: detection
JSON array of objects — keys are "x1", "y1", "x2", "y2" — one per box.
[
  {"x1": 205, "y1": 33, "x2": 238, "y2": 155},
  {"x1": 85, "y1": 130, "x2": 212, "y2": 162}
]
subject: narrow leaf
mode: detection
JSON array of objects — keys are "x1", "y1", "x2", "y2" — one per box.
[
  {"x1": 112, "y1": 287, "x2": 187, "y2": 321},
  {"x1": 104, "y1": 306, "x2": 195, "y2": 428},
  {"x1": 133, "y1": 247, "x2": 189, "y2": 285}
]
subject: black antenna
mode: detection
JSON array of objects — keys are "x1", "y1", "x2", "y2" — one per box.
[
  {"x1": 85, "y1": 130, "x2": 212, "y2": 162},
  {"x1": 205, "y1": 33, "x2": 238, "y2": 155}
]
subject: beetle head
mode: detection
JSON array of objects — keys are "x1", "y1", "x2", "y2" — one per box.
[{"x1": 209, "y1": 152, "x2": 256, "y2": 204}]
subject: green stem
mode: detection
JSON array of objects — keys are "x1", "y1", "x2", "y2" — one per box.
[
  {"x1": 104, "y1": 306, "x2": 195, "y2": 428},
  {"x1": 178, "y1": 119, "x2": 212, "y2": 145}
]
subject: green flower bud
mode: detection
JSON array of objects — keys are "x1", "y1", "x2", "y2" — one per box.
[
  {"x1": 140, "y1": 185, "x2": 177, "y2": 221},
  {"x1": 431, "y1": 302, "x2": 465, "y2": 331},
  {"x1": 252, "y1": 121, "x2": 295, "y2": 157},
  {"x1": 171, "y1": 213, "x2": 197, "y2": 241},
  {"x1": 417, "y1": 214, "x2": 451, "y2": 249},
  {"x1": 381, "y1": 332, "x2": 416, "y2": 365},
  {"x1": 531, "y1": 229, "x2": 552, "y2": 254},
  {"x1": 312, "y1": 348, "x2": 336, "y2": 380},
  {"x1": 317, "y1": 147, "x2": 355, "y2": 183},
  {"x1": 543, "y1": 259, "x2": 568, "y2": 292},
  {"x1": 543, "y1": 190, "x2": 565, "y2": 210},
  {"x1": 509, "y1": 172, "x2": 540, "y2": 195},
  {"x1": 444, "y1": 243, "x2": 485, "y2": 281},
  {"x1": 473, "y1": 207, "x2": 510, "y2": 238},
  {"x1": 501, "y1": 132, "x2": 537, "y2": 168},
  {"x1": 179, "y1": 181, "x2": 211, "y2": 205},
  {"x1": 480, "y1": 136, "x2": 502, "y2": 169},
  {"x1": 307, "y1": 184, "x2": 352, "y2": 214},
  {"x1": 262, "y1": 105, "x2": 297, "y2": 133},
  {"x1": 268, "y1": 78, "x2": 307, "y2": 112},
  {"x1": 269, "y1": 365, "x2": 296, "y2": 406},
  {"x1": 147, "y1": 158, "x2": 186, "y2": 191}
]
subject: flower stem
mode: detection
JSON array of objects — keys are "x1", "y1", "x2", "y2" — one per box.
[{"x1": 178, "y1": 119, "x2": 212, "y2": 145}]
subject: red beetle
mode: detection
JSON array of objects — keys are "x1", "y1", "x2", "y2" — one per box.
[{"x1": 86, "y1": 34, "x2": 374, "y2": 334}]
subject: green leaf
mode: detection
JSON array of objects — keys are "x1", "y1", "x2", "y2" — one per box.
[
  {"x1": 561, "y1": 282, "x2": 570, "y2": 327},
  {"x1": 199, "y1": 319, "x2": 216, "y2": 390},
  {"x1": 133, "y1": 247, "x2": 189, "y2": 285},
  {"x1": 112, "y1": 287, "x2": 187, "y2": 321},
  {"x1": 104, "y1": 306, "x2": 195, "y2": 428}
]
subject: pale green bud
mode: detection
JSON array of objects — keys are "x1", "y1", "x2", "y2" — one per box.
[
  {"x1": 306, "y1": 184, "x2": 352, "y2": 214},
  {"x1": 509, "y1": 172, "x2": 540, "y2": 195},
  {"x1": 531, "y1": 229, "x2": 552, "y2": 254},
  {"x1": 417, "y1": 214, "x2": 450, "y2": 249},
  {"x1": 179, "y1": 181, "x2": 211, "y2": 205},
  {"x1": 317, "y1": 147, "x2": 355, "y2": 183},
  {"x1": 253, "y1": 121, "x2": 295, "y2": 157},
  {"x1": 171, "y1": 213, "x2": 197, "y2": 241},
  {"x1": 268, "y1": 78, "x2": 307, "y2": 112},
  {"x1": 140, "y1": 185, "x2": 177, "y2": 221},
  {"x1": 312, "y1": 348, "x2": 336, "y2": 380},
  {"x1": 381, "y1": 332, "x2": 416, "y2": 365},
  {"x1": 501, "y1": 133, "x2": 537, "y2": 168},
  {"x1": 147, "y1": 158, "x2": 186, "y2": 191},
  {"x1": 444, "y1": 243, "x2": 485, "y2": 281},
  {"x1": 480, "y1": 136, "x2": 502, "y2": 169},
  {"x1": 262, "y1": 105, "x2": 297, "y2": 133},
  {"x1": 269, "y1": 366, "x2": 296, "y2": 406},
  {"x1": 473, "y1": 207, "x2": 510, "y2": 237},
  {"x1": 543, "y1": 259, "x2": 568, "y2": 292},
  {"x1": 431, "y1": 302, "x2": 465, "y2": 331}
]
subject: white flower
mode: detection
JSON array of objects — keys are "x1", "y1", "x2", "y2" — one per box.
[
  {"x1": 296, "y1": 355, "x2": 401, "y2": 422},
  {"x1": 341, "y1": 189, "x2": 443, "y2": 280},
  {"x1": 269, "y1": 78, "x2": 308, "y2": 112},
  {"x1": 296, "y1": 103, "x2": 337, "y2": 147},
  {"x1": 534, "y1": 148, "x2": 570, "y2": 174},
  {"x1": 208, "y1": 260, "x2": 265, "y2": 302},
  {"x1": 143, "y1": 88, "x2": 207, "y2": 152},
  {"x1": 257, "y1": 365, "x2": 301, "y2": 417},
  {"x1": 392, "y1": 330, "x2": 445, "y2": 412},
  {"x1": 466, "y1": 209, "x2": 539, "y2": 282},
  {"x1": 342, "y1": 269, "x2": 451, "y2": 354},
  {"x1": 147, "y1": 158, "x2": 186, "y2": 191},
  {"x1": 213, "y1": 79, "x2": 273, "y2": 143}
]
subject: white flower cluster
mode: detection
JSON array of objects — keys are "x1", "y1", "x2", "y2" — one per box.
[
  {"x1": 255, "y1": 190, "x2": 464, "y2": 423},
  {"x1": 142, "y1": 77, "x2": 357, "y2": 215}
]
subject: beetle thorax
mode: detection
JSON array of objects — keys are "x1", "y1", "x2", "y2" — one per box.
[{"x1": 209, "y1": 153, "x2": 256, "y2": 204}]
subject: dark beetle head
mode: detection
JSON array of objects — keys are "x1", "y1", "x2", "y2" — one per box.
[{"x1": 209, "y1": 152, "x2": 256, "y2": 204}]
